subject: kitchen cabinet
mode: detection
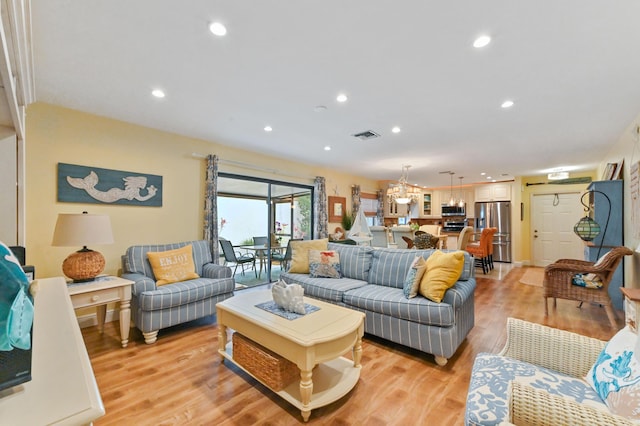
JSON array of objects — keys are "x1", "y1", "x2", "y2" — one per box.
[
  {"x1": 583, "y1": 180, "x2": 624, "y2": 309},
  {"x1": 385, "y1": 197, "x2": 410, "y2": 218},
  {"x1": 422, "y1": 191, "x2": 433, "y2": 216},
  {"x1": 475, "y1": 182, "x2": 511, "y2": 202}
]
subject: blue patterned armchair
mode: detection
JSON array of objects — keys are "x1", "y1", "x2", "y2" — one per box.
[{"x1": 122, "y1": 240, "x2": 234, "y2": 344}]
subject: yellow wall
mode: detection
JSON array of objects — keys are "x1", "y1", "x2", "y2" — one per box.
[
  {"x1": 516, "y1": 171, "x2": 597, "y2": 264},
  {"x1": 25, "y1": 103, "x2": 379, "y2": 278}
]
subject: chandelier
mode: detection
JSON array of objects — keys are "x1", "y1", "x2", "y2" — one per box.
[{"x1": 387, "y1": 165, "x2": 421, "y2": 205}]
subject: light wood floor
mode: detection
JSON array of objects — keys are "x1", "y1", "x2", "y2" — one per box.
[{"x1": 83, "y1": 266, "x2": 623, "y2": 425}]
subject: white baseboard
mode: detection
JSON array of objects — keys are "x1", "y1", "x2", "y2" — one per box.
[{"x1": 77, "y1": 308, "x2": 119, "y2": 329}]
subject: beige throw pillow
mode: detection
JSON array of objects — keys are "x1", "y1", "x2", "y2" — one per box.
[{"x1": 288, "y1": 239, "x2": 329, "y2": 274}]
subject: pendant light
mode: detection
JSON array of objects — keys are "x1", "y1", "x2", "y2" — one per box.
[
  {"x1": 448, "y1": 172, "x2": 455, "y2": 206},
  {"x1": 458, "y1": 176, "x2": 465, "y2": 207}
]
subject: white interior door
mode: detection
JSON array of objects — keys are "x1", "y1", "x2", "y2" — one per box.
[{"x1": 531, "y1": 192, "x2": 584, "y2": 266}]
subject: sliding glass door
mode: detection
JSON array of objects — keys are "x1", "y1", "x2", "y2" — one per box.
[{"x1": 217, "y1": 173, "x2": 313, "y2": 286}]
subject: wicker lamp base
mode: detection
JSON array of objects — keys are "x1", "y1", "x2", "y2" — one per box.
[{"x1": 62, "y1": 248, "x2": 105, "y2": 283}]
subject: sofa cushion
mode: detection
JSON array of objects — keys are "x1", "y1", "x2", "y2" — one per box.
[
  {"x1": 327, "y1": 242, "x2": 373, "y2": 281},
  {"x1": 419, "y1": 250, "x2": 464, "y2": 303},
  {"x1": 289, "y1": 239, "x2": 328, "y2": 274},
  {"x1": 281, "y1": 273, "x2": 368, "y2": 304},
  {"x1": 342, "y1": 285, "x2": 455, "y2": 327},
  {"x1": 137, "y1": 277, "x2": 235, "y2": 311},
  {"x1": 368, "y1": 248, "x2": 438, "y2": 288},
  {"x1": 586, "y1": 326, "x2": 640, "y2": 421},
  {"x1": 147, "y1": 244, "x2": 200, "y2": 286},
  {"x1": 125, "y1": 240, "x2": 213, "y2": 279},
  {"x1": 309, "y1": 250, "x2": 341, "y2": 278},
  {"x1": 466, "y1": 353, "x2": 606, "y2": 426}
]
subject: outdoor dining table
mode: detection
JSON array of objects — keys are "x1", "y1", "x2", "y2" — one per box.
[{"x1": 235, "y1": 244, "x2": 286, "y2": 278}]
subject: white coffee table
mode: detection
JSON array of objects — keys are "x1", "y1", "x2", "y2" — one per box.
[{"x1": 216, "y1": 290, "x2": 365, "y2": 422}]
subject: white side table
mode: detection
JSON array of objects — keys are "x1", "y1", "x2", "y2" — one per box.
[{"x1": 67, "y1": 276, "x2": 134, "y2": 348}]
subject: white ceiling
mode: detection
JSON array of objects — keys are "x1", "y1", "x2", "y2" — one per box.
[{"x1": 30, "y1": 1, "x2": 640, "y2": 187}]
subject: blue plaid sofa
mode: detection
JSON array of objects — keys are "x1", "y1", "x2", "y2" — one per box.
[
  {"x1": 281, "y1": 243, "x2": 476, "y2": 366},
  {"x1": 122, "y1": 240, "x2": 235, "y2": 344}
]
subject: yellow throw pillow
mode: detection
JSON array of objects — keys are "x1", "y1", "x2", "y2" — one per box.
[
  {"x1": 419, "y1": 250, "x2": 464, "y2": 303},
  {"x1": 288, "y1": 239, "x2": 329, "y2": 274},
  {"x1": 147, "y1": 244, "x2": 200, "y2": 286}
]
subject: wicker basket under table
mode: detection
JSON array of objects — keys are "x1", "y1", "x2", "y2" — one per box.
[{"x1": 232, "y1": 332, "x2": 300, "y2": 391}]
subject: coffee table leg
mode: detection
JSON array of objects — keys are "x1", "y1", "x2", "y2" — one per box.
[
  {"x1": 300, "y1": 369, "x2": 313, "y2": 422},
  {"x1": 218, "y1": 324, "x2": 227, "y2": 361},
  {"x1": 353, "y1": 334, "x2": 363, "y2": 368}
]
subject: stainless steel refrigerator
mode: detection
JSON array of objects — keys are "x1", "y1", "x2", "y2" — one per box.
[{"x1": 474, "y1": 201, "x2": 512, "y2": 263}]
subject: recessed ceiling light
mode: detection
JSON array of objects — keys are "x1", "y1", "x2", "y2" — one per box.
[
  {"x1": 264, "y1": 126, "x2": 273, "y2": 132},
  {"x1": 324, "y1": 146, "x2": 331, "y2": 151},
  {"x1": 336, "y1": 93, "x2": 348, "y2": 103},
  {"x1": 486, "y1": 176, "x2": 492, "y2": 180},
  {"x1": 151, "y1": 89, "x2": 165, "y2": 98},
  {"x1": 391, "y1": 126, "x2": 401, "y2": 133},
  {"x1": 473, "y1": 35, "x2": 491, "y2": 48},
  {"x1": 209, "y1": 22, "x2": 227, "y2": 36},
  {"x1": 481, "y1": 172, "x2": 486, "y2": 176},
  {"x1": 314, "y1": 105, "x2": 327, "y2": 112},
  {"x1": 501, "y1": 100, "x2": 514, "y2": 108}
]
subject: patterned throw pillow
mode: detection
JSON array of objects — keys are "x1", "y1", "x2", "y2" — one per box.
[
  {"x1": 572, "y1": 273, "x2": 603, "y2": 288},
  {"x1": 308, "y1": 250, "x2": 341, "y2": 278},
  {"x1": 403, "y1": 256, "x2": 427, "y2": 298},
  {"x1": 147, "y1": 244, "x2": 199, "y2": 286},
  {"x1": 288, "y1": 239, "x2": 329, "y2": 274},
  {"x1": 419, "y1": 250, "x2": 464, "y2": 303},
  {"x1": 586, "y1": 326, "x2": 640, "y2": 421}
]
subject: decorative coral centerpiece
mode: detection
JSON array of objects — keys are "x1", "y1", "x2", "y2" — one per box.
[{"x1": 271, "y1": 280, "x2": 305, "y2": 315}]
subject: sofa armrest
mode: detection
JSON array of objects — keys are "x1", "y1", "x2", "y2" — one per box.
[
  {"x1": 121, "y1": 272, "x2": 156, "y2": 295},
  {"x1": 442, "y1": 278, "x2": 475, "y2": 308},
  {"x1": 498, "y1": 318, "x2": 606, "y2": 378},
  {"x1": 201, "y1": 263, "x2": 232, "y2": 279},
  {"x1": 507, "y1": 381, "x2": 632, "y2": 426}
]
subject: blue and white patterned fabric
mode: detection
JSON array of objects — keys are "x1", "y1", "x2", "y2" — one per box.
[
  {"x1": 280, "y1": 273, "x2": 367, "y2": 304},
  {"x1": 122, "y1": 240, "x2": 235, "y2": 337},
  {"x1": 282, "y1": 245, "x2": 476, "y2": 362},
  {"x1": 465, "y1": 353, "x2": 606, "y2": 426},
  {"x1": 327, "y1": 243, "x2": 373, "y2": 281}
]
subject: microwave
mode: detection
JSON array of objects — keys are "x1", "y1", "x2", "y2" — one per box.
[{"x1": 441, "y1": 204, "x2": 466, "y2": 217}]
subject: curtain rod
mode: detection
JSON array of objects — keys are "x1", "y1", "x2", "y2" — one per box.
[{"x1": 191, "y1": 152, "x2": 315, "y2": 181}]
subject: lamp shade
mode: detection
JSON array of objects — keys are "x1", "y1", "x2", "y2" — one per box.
[
  {"x1": 52, "y1": 213, "x2": 114, "y2": 247},
  {"x1": 52, "y1": 213, "x2": 114, "y2": 283},
  {"x1": 573, "y1": 216, "x2": 600, "y2": 242}
]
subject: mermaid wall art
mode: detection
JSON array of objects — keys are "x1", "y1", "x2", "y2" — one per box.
[{"x1": 57, "y1": 163, "x2": 163, "y2": 206}]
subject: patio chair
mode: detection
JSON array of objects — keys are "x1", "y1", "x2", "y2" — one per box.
[
  {"x1": 219, "y1": 239, "x2": 256, "y2": 277},
  {"x1": 271, "y1": 238, "x2": 302, "y2": 271},
  {"x1": 543, "y1": 246, "x2": 633, "y2": 328}
]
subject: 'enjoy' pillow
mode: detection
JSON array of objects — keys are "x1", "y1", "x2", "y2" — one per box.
[{"x1": 147, "y1": 244, "x2": 199, "y2": 286}]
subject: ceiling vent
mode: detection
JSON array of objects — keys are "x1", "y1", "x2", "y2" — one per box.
[{"x1": 352, "y1": 130, "x2": 380, "y2": 140}]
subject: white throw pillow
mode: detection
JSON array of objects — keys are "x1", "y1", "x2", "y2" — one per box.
[{"x1": 585, "y1": 326, "x2": 640, "y2": 421}]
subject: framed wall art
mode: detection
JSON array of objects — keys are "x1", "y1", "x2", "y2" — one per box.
[
  {"x1": 328, "y1": 196, "x2": 346, "y2": 222},
  {"x1": 57, "y1": 163, "x2": 163, "y2": 207}
]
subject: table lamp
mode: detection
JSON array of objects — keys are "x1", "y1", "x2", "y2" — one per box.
[{"x1": 52, "y1": 212, "x2": 114, "y2": 283}]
